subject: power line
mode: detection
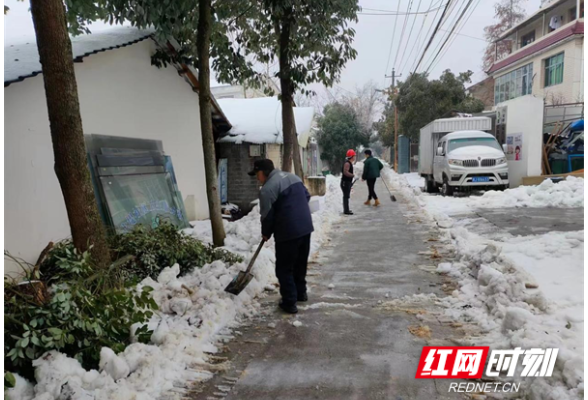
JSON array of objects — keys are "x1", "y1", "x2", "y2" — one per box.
[
  {"x1": 412, "y1": 0, "x2": 453, "y2": 74},
  {"x1": 428, "y1": 0, "x2": 484, "y2": 73},
  {"x1": 396, "y1": 0, "x2": 424, "y2": 74},
  {"x1": 393, "y1": 0, "x2": 414, "y2": 69},
  {"x1": 421, "y1": 0, "x2": 467, "y2": 73},
  {"x1": 424, "y1": 0, "x2": 475, "y2": 73},
  {"x1": 384, "y1": 0, "x2": 402, "y2": 83},
  {"x1": 438, "y1": 27, "x2": 488, "y2": 42},
  {"x1": 408, "y1": 0, "x2": 445, "y2": 74},
  {"x1": 399, "y1": 0, "x2": 436, "y2": 76},
  {"x1": 359, "y1": 2, "x2": 443, "y2": 15}
]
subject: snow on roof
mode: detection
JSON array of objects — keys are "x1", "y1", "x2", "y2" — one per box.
[
  {"x1": 217, "y1": 96, "x2": 315, "y2": 146},
  {"x1": 443, "y1": 130, "x2": 496, "y2": 139},
  {"x1": 5, "y1": 27, "x2": 154, "y2": 85}
]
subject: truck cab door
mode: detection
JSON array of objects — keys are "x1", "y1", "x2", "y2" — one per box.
[{"x1": 433, "y1": 140, "x2": 445, "y2": 183}]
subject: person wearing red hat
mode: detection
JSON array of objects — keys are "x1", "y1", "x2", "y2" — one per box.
[{"x1": 340, "y1": 149, "x2": 356, "y2": 215}]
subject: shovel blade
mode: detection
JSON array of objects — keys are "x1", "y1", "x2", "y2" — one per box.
[{"x1": 224, "y1": 271, "x2": 254, "y2": 295}]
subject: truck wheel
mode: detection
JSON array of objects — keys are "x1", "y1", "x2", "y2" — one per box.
[
  {"x1": 441, "y1": 178, "x2": 454, "y2": 197},
  {"x1": 426, "y1": 177, "x2": 438, "y2": 193}
]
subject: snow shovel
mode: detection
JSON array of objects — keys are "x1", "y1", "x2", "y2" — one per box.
[
  {"x1": 381, "y1": 179, "x2": 397, "y2": 202},
  {"x1": 224, "y1": 240, "x2": 265, "y2": 295}
]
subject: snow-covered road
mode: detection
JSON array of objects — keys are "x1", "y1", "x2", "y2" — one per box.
[{"x1": 387, "y1": 170, "x2": 584, "y2": 399}]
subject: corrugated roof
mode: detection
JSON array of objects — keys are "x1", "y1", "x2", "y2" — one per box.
[
  {"x1": 5, "y1": 27, "x2": 154, "y2": 86},
  {"x1": 488, "y1": 20, "x2": 583, "y2": 74}
]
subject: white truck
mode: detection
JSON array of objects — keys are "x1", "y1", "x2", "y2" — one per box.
[{"x1": 419, "y1": 117, "x2": 509, "y2": 195}]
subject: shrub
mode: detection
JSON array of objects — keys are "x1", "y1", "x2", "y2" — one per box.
[
  {"x1": 108, "y1": 223, "x2": 242, "y2": 281},
  {"x1": 5, "y1": 223, "x2": 242, "y2": 381},
  {"x1": 5, "y1": 248, "x2": 157, "y2": 380}
]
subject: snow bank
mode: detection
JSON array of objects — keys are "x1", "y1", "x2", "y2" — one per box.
[
  {"x1": 403, "y1": 172, "x2": 425, "y2": 189},
  {"x1": 416, "y1": 176, "x2": 584, "y2": 220},
  {"x1": 384, "y1": 169, "x2": 584, "y2": 399},
  {"x1": 439, "y1": 228, "x2": 584, "y2": 399},
  {"x1": 14, "y1": 175, "x2": 341, "y2": 400},
  {"x1": 474, "y1": 176, "x2": 584, "y2": 208}
]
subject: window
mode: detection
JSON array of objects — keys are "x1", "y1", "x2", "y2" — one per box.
[
  {"x1": 544, "y1": 53, "x2": 564, "y2": 87},
  {"x1": 448, "y1": 138, "x2": 502, "y2": 153},
  {"x1": 494, "y1": 63, "x2": 534, "y2": 104},
  {"x1": 521, "y1": 31, "x2": 535, "y2": 48}
]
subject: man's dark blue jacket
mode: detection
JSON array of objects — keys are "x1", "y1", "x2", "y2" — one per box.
[{"x1": 259, "y1": 169, "x2": 314, "y2": 243}]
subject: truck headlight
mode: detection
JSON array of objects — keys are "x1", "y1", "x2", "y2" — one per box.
[
  {"x1": 496, "y1": 157, "x2": 507, "y2": 165},
  {"x1": 448, "y1": 159, "x2": 463, "y2": 166}
]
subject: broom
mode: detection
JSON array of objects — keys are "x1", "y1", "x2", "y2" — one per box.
[{"x1": 381, "y1": 179, "x2": 397, "y2": 202}]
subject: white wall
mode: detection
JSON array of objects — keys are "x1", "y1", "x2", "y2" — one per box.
[
  {"x1": 5, "y1": 39, "x2": 208, "y2": 276},
  {"x1": 501, "y1": 95, "x2": 545, "y2": 187},
  {"x1": 495, "y1": 35, "x2": 584, "y2": 104}
]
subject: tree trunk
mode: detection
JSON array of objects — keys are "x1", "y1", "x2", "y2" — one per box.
[
  {"x1": 197, "y1": 0, "x2": 226, "y2": 247},
  {"x1": 277, "y1": 7, "x2": 304, "y2": 178},
  {"x1": 29, "y1": 0, "x2": 111, "y2": 268}
]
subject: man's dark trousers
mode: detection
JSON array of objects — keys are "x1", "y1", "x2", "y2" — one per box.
[
  {"x1": 367, "y1": 178, "x2": 378, "y2": 200},
  {"x1": 275, "y1": 234, "x2": 311, "y2": 306},
  {"x1": 341, "y1": 180, "x2": 352, "y2": 213}
]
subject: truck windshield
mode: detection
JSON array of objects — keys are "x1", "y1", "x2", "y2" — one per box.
[{"x1": 448, "y1": 137, "x2": 501, "y2": 152}]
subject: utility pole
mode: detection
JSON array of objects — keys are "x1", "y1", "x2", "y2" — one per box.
[{"x1": 385, "y1": 68, "x2": 401, "y2": 171}]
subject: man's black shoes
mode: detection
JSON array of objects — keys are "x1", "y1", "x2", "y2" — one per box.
[
  {"x1": 279, "y1": 302, "x2": 298, "y2": 314},
  {"x1": 344, "y1": 211, "x2": 354, "y2": 215},
  {"x1": 298, "y1": 293, "x2": 308, "y2": 302}
]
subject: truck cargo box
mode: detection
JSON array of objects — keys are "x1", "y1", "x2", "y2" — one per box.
[{"x1": 418, "y1": 117, "x2": 492, "y2": 175}]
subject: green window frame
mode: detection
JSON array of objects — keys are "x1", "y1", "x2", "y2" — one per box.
[
  {"x1": 544, "y1": 53, "x2": 564, "y2": 87},
  {"x1": 494, "y1": 63, "x2": 533, "y2": 105}
]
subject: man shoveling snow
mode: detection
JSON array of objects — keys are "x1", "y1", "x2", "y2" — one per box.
[{"x1": 249, "y1": 159, "x2": 314, "y2": 314}]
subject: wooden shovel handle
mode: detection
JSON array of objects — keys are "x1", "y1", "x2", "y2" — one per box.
[{"x1": 244, "y1": 240, "x2": 265, "y2": 275}]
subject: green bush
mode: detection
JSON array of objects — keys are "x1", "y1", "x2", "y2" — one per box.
[
  {"x1": 5, "y1": 248, "x2": 157, "y2": 380},
  {"x1": 5, "y1": 223, "x2": 242, "y2": 381},
  {"x1": 108, "y1": 223, "x2": 243, "y2": 281}
]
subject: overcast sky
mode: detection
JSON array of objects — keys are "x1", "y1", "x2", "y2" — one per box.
[
  {"x1": 319, "y1": 0, "x2": 542, "y2": 94},
  {"x1": 5, "y1": 0, "x2": 542, "y2": 92}
]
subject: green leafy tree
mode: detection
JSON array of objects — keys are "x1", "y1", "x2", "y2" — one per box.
[
  {"x1": 394, "y1": 70, "x2": 485, "y2": 141},
  {"x1": 316, "y1": 103, "x2": 368, "y2": 172},
  {"x1": 68, "y1": 0, "x2": 239, "y2": 246},
  {"x1": 219, "y1": 0, "x2": 360, "y2": 177}
]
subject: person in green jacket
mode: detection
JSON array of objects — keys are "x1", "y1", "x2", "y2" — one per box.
[{"x1": 361, "y1": 149, "x2": 384, "y2": 206}]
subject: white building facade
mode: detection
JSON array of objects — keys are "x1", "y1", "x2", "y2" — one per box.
[
  {"x1": 4, "y1": 28, "x2": 229, "y2": 276},
  {"x1": 489, "y1": 0, "x2": 584, "y2": 105}
]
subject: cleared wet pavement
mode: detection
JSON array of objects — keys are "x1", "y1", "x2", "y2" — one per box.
[{"x1": 193, "y1": 177, "x2": 468, "y2": 400}]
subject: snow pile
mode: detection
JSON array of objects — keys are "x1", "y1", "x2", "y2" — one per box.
[
  {"x1": 383, "y1": 169, "x2": 584, "y2": 399},
  {"x1": 9, "y1": 175, "x2": 341, "y2": 400},
  {"x1": 473, "y1": 176, "x2": 584, "y2": 209},
  {"x1": 439, "y1": 228, "x2": 584, "y2": 399},
  {"x1": 409, "y1": 176, "x2": 584, "y2": 227},
  {"x1": 6, "y1": 374, "x2": 34, "y2": 399},
  {"x1": 403, "y1": 172, "x2": 425, "y2": 189}
]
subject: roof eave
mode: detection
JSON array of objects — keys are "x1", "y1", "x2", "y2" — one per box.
[{"x1": 494, "y1": 0, "x2": 569, "y2": 42}]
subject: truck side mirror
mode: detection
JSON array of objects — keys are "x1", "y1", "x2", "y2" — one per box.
[{"x1": 437, "y1": 146, "x2": 444, "y2": 156}]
